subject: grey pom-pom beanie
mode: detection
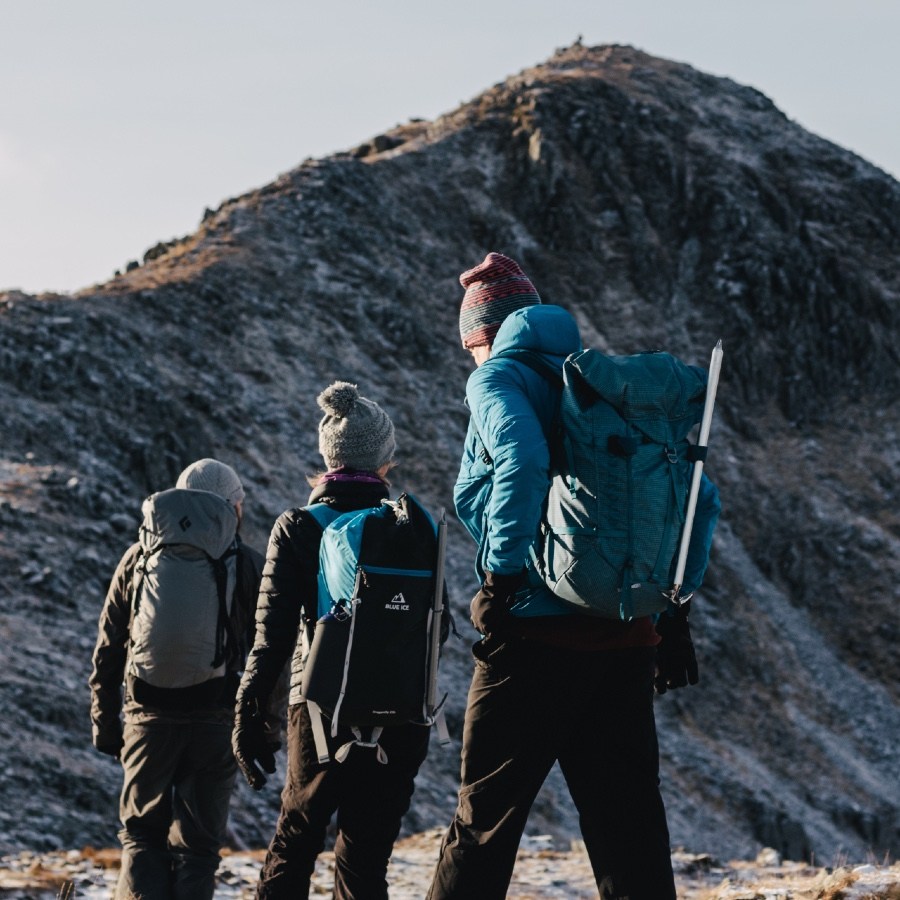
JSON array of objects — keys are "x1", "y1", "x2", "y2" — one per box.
[
  {"x1": 317, "y1": 381, "x2": 395, "y2": 472},
  {"x1": 176, "y1": 458, "x2": 245, "y2": 504}
]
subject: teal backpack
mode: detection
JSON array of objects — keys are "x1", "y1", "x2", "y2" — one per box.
[{"x1": 499, "y1": 348, "x2": 707, "y2": 621}]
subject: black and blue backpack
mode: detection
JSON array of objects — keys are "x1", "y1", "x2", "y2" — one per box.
[{"x1": 300, "y1": 493, "x2": 450, "y2": 763}]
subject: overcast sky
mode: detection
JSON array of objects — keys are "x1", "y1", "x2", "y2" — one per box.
[{"x1": 1, "y1": 0, "x2": 897, "y2": 294}]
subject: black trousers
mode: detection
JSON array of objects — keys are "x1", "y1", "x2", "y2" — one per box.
[
  {"x1": 116, "y1": 720, "x2": 236, "y2": 900},
  {"x1": 427, "y1": 640, "x2": 676, "y2": 900},
  {"x1": 257, "y1": 703, "x2": 430, "y2": 900}
]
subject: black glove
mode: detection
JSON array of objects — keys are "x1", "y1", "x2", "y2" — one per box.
[
  {"x1": 232, "y1": 700, "x2": 280, "y2": 790},
  {"x1": 654, "y1": 600, "x2": 699, "y2": 694},
  {"x1": 93, "y1": 722, "x2": 124, "y2": 759},
  {"x1": 470, "y1": 570, "x2": 525, "y2": 638}
]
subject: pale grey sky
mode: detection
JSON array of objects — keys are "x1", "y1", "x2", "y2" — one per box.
[{"x1": 1, "y1": 0, "x2": 897, "y2": 294}]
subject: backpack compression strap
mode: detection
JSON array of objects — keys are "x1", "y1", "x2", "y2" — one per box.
[
  {"x1": 306, "y1": 703, "x2": 389, "y2": 765},
  {"x1": 303, "y1": 502, "x2": 353, "y2": 765},
  {"x1": 330, "y1": 597, "x2": 361, "y2": 736},
  {"x1": 335, "y1": 726, "x2": 388, "y2": 765},
  {"x1": 307, "y1": 701, "x2": 332, "y2": 764}
]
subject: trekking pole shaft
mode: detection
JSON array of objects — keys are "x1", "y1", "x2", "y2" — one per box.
[
  {"x1": 426, "y1": 509, "x2": 447, "y2": 714},
  {"x1": 672, "y1": 341, "x2": 723, "y2": 593}
]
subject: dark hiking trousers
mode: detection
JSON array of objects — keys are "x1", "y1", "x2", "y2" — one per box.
[
  {"x1": 257, "y1": 703, "x2": 430, "y2": 900},
  {"x1": 426, "y1": 641, "x2": 676, "y2": 900},
  {"x1": 116, "y1": 720, "x2": 236, "y2": 900}
]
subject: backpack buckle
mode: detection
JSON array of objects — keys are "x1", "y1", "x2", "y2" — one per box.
[
  {"x1": 664, "y1": 444, "x2": 678, "y2": 464},
  {"x1": 329, "y1": 599, "x2": 352, "y2": 622}
]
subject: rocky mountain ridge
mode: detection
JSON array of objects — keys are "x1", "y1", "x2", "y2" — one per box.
[{"x1": 0, "y1": 43, "x2": 897, "y2": 862}]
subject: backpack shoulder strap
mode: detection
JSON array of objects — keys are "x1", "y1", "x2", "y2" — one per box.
[
  {"x1": 211, "y1": 543, "x2": 239, "y2": 669},
  {"x1": 493, "y1": 348, "x2": 564, "y2": 387},
  {"x1": 304, "y1": 502, "x2": 346, "y2": 531},
  {"x1": 126, "y1": 547, "x2": 151, "y2": 668},
  {"x1": 128, "y1": 546, "x2": 156, "y2": 630},
  {"x1": 291, "y1": 503, "x2": 339, "y2": 643},
  {"x1": 492, "y1": 348, "x2": 568, "y2": 471},
  {"x1": 467, "y1": 350, "x2": 564, "y2": 467}
]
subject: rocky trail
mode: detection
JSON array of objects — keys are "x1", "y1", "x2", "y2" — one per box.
[{"x1": 1, "y1": 831, "x2": 898, "y2": 899}]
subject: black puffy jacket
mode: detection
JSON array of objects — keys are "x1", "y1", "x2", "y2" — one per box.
[{"x1": 236, "y1": 476, "x2": 390, "y2": 709}]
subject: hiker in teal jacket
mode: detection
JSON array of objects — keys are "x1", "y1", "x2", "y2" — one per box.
[
  {"x1": 427, "y1": 252, "x2": 721, "y2": 900},
  {"x1": 456, "y1": 301, "x2": 719, "y2": 624}
]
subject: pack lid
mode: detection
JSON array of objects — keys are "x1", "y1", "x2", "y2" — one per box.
[{"x1": 139, "y1": 488, "x2": 237, "y2": 558}]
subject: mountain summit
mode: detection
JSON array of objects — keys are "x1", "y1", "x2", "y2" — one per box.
[{"x1": 1, "y1": 44, "x2": 897, "y2": 861}]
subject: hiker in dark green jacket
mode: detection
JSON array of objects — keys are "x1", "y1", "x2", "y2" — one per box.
[
  {"x1": 427, "y1": 253, "x2": 721, "y2": 900},
  {"x1": 90, "y1": 458, "x2": 266, "y2": 900}
]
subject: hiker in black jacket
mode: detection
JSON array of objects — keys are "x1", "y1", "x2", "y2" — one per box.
[
  {"x1": 89, "y1": 458, "x2": 266, "y2": 900},
  {"x1": 233, "y1": 382, "x2": 431, "y2": 900}
]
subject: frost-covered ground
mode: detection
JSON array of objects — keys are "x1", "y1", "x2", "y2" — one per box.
[{"x1": 1, "y1": 832, "x2": 898, "y2": 899}]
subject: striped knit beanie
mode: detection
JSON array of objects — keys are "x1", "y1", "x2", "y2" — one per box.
[
  {"x1": 317, "y1": 381, "x2": 396, "y2": 472},
  {"x1": 458, "y1": 252, "x2": 542, "y2": 349}
]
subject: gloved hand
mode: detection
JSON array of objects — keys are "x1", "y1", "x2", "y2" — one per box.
[
  {"x1": 654, "y1": 599, "x2": 699, "y2": 694},
  {"x1": 92, "y1": 722, "x2": 124, "y2": 759},
  {"x1": 470, "y1": 570, "x2": 525, "y2": 638},
  {"x1": 232, "y1": 700, "x2": 280, "y2": 790}
]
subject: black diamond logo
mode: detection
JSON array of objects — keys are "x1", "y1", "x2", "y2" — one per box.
[{"x1": 179, "y1": 516, "x2": 192, "y2": 531}]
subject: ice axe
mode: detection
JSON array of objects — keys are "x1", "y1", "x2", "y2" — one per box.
[
  {"x1": 666, "y1": 339, "x2": 723, "y2": 605},
  {"x1": 425, "y1": 508, "x2": 451, "y2": 745}
]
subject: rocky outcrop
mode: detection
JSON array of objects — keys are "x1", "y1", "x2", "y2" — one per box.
[{"x1": 0, "y1": 43, "x2": 897, "y2": 860}]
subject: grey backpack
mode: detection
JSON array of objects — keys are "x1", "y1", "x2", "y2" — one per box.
[{"x1": 128, "y1": 488, "x2": 238, "y2": 696}]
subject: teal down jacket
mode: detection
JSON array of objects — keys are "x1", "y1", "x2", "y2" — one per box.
[{"x1": 454, "y1": 304, "x2": 721, "y2": 619}]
